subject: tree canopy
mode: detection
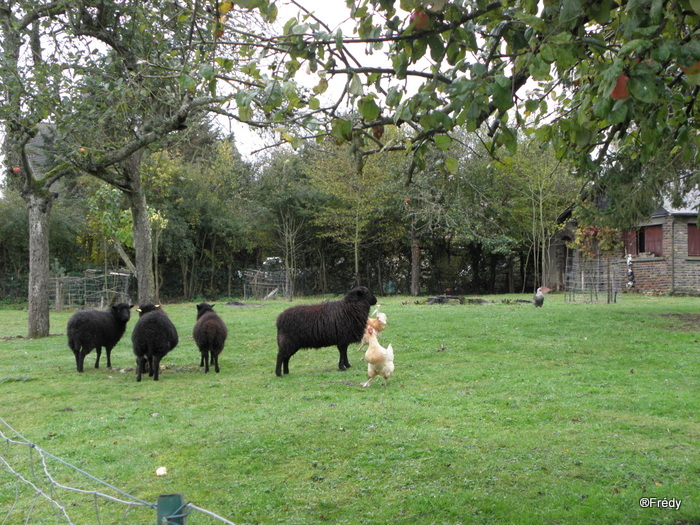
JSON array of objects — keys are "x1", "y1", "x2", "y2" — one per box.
[{"x1": 233, "y1": 0, "x2": 699, "y2": 189}]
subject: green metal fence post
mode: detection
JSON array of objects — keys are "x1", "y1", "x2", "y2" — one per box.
[{"x1": 156, "y1": 493, "x2": 188, "y2": 524}]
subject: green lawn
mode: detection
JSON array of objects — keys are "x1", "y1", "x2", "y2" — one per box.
[{"x1": 0, "y1": 293, "x2": 698, "y2": 524}]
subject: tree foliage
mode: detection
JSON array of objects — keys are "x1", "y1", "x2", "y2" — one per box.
[{"x1": 232, "y1": 0, "x2": 699, "y2": 192}]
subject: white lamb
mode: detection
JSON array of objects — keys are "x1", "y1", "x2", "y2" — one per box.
[{"x1": 361, "y1": 325, "x2": 394, "y2": 388}]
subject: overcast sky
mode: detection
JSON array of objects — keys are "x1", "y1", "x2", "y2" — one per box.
[{"x1": 227, "y1": 0, "x2": 399, "y2": 158}]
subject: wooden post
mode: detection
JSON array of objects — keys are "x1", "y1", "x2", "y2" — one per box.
[{"x1": 156, "y1": 494, "x2": 187, "y2": 524}]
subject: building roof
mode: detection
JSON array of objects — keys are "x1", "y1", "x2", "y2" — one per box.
[{"x1": 652, "y1": 190, "x2": 700, "y2": 217}]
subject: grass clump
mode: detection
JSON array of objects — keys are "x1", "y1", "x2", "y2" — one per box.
[{"x1": 0, "y1": 294, "x2": 698, "y2": 524}]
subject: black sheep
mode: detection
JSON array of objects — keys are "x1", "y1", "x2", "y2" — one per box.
[
  {"x1": 192, "y1": 303, "x2": 228, "y2": 373},
  {"x1": 67, "y1": 301, "x2": 134, "y2": 372},
  {"x1": 133, "y1": 303, "x2": 162, "y2": 375},
  {"x1": 131, "y1": 304, "x2": 179, "y2": 381},
  {"x1": 275, "y1": 286, "x2": 377, "y2": 376},
  {"x1": 136, "y1": 303, "x2": 162, "y2": 316}
]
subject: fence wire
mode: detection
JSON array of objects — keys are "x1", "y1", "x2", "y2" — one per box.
[
  {"x1": 0, "y1": 417, "x2": 237, "y2": 524},
  {"x1": 50, "y1": 271, "x2": 132, "y2": 310}
]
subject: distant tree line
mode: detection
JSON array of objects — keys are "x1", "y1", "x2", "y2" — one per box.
[{"x1": 0, "y1": 122, "x2": 579, "y2": 302}]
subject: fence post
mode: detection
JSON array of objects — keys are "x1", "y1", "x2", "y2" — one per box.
[{"x1": 156, "y1": 493, "x2": 187, "y2": 524}]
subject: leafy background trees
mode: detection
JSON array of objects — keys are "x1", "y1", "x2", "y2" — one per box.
[
  {"x1": 0, "y1": 119, "x2": 579, "y2": 302},
  {"x1": 1, "y1": 0, "x2": 698, "y2": 335}
]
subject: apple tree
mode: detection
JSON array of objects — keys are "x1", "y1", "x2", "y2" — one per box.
[
  {"x1": 0, "y1": 0, "x2": 274, "y2": 335},
  {"x1": 237, "y1": 0, "x2": 699, "y2": 195}
]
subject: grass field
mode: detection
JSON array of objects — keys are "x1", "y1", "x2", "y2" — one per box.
[{"x1": 0, "y1": 293, "x2": 698, "y2": 524}]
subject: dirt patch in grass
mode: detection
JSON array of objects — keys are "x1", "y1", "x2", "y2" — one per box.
[{"x1": 657, "y1": 313, "x2": 700, "y2": 332}]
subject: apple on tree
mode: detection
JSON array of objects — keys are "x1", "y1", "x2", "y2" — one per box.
[
  {"x1": 409, "y1": 10, "x2": 430, "y2": 30},
  {"x1": 610, "y1": 74, "x2": 630, "y2": 100},
  {"x1": 680, "y1": 60, "x2": 700, "y2": 74},
  {"x1": 680, "y1": 60, "x2": 700, "y2": 87}
]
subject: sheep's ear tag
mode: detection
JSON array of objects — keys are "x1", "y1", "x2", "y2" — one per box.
[
  {"x1": 367, "y1": 326, "x2": 374, "y2": 335},
  {"x1": 157, "y1": 493, "x2": 187, "y2": 524}
]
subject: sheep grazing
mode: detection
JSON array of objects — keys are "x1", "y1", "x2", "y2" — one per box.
[
  {"x1": 362, "y1": 325, "x2": 394, "y2": 387},
  {"x1": 275, "y1": 286, "x2": 377, "y2": 376},
  {"x1": 358, "y1": 308, "x2": 387, "y2": 352},
  {"x1": 192, "y1": 302, "x2": 228, "y2": 373},
  {"x1": 131, "y1": 303, "x2": 179, "y2": 381},
  {"x1": 67, "y1": 301, "x2": 134, "y2": 372}
]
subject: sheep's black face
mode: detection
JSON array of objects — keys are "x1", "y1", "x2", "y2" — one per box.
[
  {"x1": 112, "y1": 303, "x2": 133, "y2": 322},
  {"x1": 347, "y1": 286, "x2": 377, "y2": 306}
]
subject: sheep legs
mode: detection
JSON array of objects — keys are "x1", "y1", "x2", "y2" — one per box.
[
  {"x1": 136, "y1": 355, "x2": 147, "y2": 382},
  {"x1": 275, "y1": 352, "x2": 292, "y2": 376},
  {"x1": 337, "y1": 345, "x2": 351, "y2": 371},
  {"x1": 93, "y1": 347, "x2": 112, "y2": 369},
  {"x1": 275, "y1": 346, "x2": 351, "y2": 376},
  {"x1": 200, "y1": 350, "x2": 219, "y2": 373},
  {"x1": 136, "y1": 354, "x2": 160, "y2": 382},
  {"x1": 151, "y1": 355, "x2": 162, "y2": 381},
  {"x1": 151, "y1": 362, "x2": 158, "y2": 380},
  {"x1": 73, "y1": 349, "x2": 85, "y2": 373}
]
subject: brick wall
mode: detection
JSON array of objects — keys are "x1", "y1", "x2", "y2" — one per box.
[
  {"x1": 614, "y1": 216, "x2": 700, "y2": 294},
  {"x1": 668, "y1": 216, "x2": 700, "y2": 293}
]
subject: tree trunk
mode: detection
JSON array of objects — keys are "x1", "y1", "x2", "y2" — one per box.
[
  {"x1": 317, "y1": 247, "x2": 328, "y2": 294},
  {"x1": 181, "y1": 258, "x2": 190, "y2": 298},
  {"x1": 227, "y1": 262, "x2": 233, "y2": 297},
  {"x1": 129, "y1": 190, "x2": 155, "y2": 303},
  {"x1": 153, "y1": 228, "x2": 161, "y2": 303},
  {"x1": 209, "y1": 236, "x2": 217, "y2": 293},
  {"x1": 354, "y1": 237, "x2": 361, "y2": 286},
  {"x1": 410, "y1": 229, "x2": 420, "y2": 296},
  {"x1": 26, "y1": 193, "x2": 54, "y2": 338},
  {"x1": 354, "y1": 204, "x2": 361, "y2": 286},
  {"x1": 114, "y1": 237, "x2": 137, "y2": 274},
  {"x1": 122, "y1": 153, "x2": 155, "y2": 303},
  {"x1": 488, "y1": 254, "x2": 498, "y2": 293},
  {"x1": 278, "y1": 212, "x2": 300, "y2": 300},
  {"x1": 507, "y1": 254, "x2": 515, "y2": 293}
]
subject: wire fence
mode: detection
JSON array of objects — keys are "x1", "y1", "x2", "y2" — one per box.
[
  {"x1": 241, "y1": 269, "x2": 288, "y2": 300},
  {"x1": 50, "y1": 271, "x2": 132, "y2": 310},
  {"x1": 0, "y1": 417, "x2": 236, "y2": 524},
  {"x1": 564, "y1": 255, "x2": 626, "y2": 303}
]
